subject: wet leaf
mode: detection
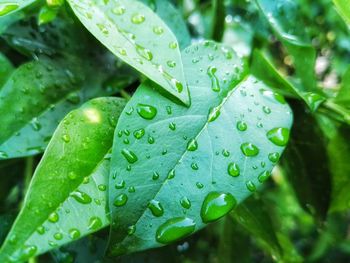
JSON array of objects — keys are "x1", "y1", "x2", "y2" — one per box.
[
  {"x1": 0, "y1": 0, "x2": 36, "y2": 17},
  {"x1": 0, "y1": 97, "x2": 126, "y2": 262},
  {"x1": 108, "y1": 41, "x2": 293, "y2": 255},
  {"x1": 68, "y1": 0, "x2": 189, "y2": 105},
  {"x1": 255, "y1": 0, "x2": 317, "y2": 91}
]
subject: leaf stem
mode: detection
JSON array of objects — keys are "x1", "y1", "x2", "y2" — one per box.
[{"x1": 120, "y1": 90, "x2": 132, "y2": 101}]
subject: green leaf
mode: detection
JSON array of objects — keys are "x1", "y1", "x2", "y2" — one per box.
[
  {"x1": 281, "y1": 102, "x2": 331, "y2": 220},
  {"x1": 231, "y1": 195, "x2": 282, "y2": 260},
  {"x1": 0, "y1": 97, "x2": 126, "y2": 262},
  {"x1": 0, "y1": 0, "x2": 36, "y2": 17},
  {"x1": 0, "y1": 55, "x2": 132, "y2": 159},
  {"x1": 108, "y1": 41, "x2": 293, "y2": 255},
  {"x1": 139, "y1": 0, "x2": 191, "y2": 49},
  {"x1": 335, "y1": 66, "x2": 350, "y2": 107},
  {"x1": 38, "y1": 5, "x2": 59, "y2": 25},
  {"x1": 67, "y1": 0, "x2": 189, "y2": 105},
  {"x1": 251, "y1": 50, "x2": 326, "y2": 112},
  {"x1": 255, "y1": 0, "x2": 317, "y2": 91},
  {"x1": 0, "y1": 53, "x2": 14, "y2": 87},
  {"x1": 333, "y1": 0, "x2": 350, "y2": 25}
]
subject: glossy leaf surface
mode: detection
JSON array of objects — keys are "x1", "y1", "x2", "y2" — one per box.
[
  {"x1": 109, "y1": 41, "x2": 293, "y2": 255},
  {"x1": 0, "y1": 97, "x2": 126, "y2": 262},
  {"x1": 68, "y1": 0, "x2": 189, "y2": 105}
]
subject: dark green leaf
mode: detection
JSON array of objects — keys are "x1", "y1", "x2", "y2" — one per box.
[
  {"x1": 68, "y1": 0, "x2": 189, "y2": 105},
  {"x1": 281, "y1": 101, "x2": 331, "y2": 220},
  {"x1": 0, "y1": 97, "x2": 126, "y2": 262},
  {"x1": 108, "y1": 41, "x2": 293, "y2": 255},
  {"x1": 255, "y1": 0, "x2": 317, "y2": 91},
  {"x1": 335, "y1": 66, "x2": 350, "y2": 107},
  {"x1": 231, "y1": 195, "x2": 282, "y2": 260}
]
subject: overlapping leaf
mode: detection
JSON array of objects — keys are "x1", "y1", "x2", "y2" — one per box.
[
  {"x1": 0, "y1": 97, "x2": 126, "y2": 262},
  {"x1": 68, "y1": 0, "x2": 189, "y2": 105},
  {"x1": 108, "y1": 41, "x2": 293, "y2": 255},
  {"x1": 0, "y1": 0, "x2": 36, "y2": 17},
  {"x1": 0, "y1": 53, "x2": 14, "y2": 87}
]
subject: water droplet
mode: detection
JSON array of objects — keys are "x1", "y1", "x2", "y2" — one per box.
[
  {"x1": 191, "y1": 163, "x2": 199, "y2": 170},
  {"x1": 207, "y1": 66, "x2": 220, "y2": 92},
  {"x1": 169, "y1": 122, "x2": 176, "y2": 130},
  {"x1": 115, "y1": 180, "x2": 126, "y2": 189},
  {"x1": 222, "y1": 149, "x2": 230, "y2": 157},
  {"x1": 263, "y1": 106, "x2": 271, "y2": 114},
  {"x1": 135, "y1": 44, "x2": 153, "y2": 61},
  {"x1": 167, "y1": 169, "x2": 175, "y2": 179},
  {"x1": 167, "y1": 60, "x2": 176, "y2": 68},
  {"x1": 112, "y1": 5, "x2": 125, "y2": 15},
  {"x1": 21, "y1": 245, "x2": 37, "y2": 258},
  {"x1": 98, "y1": 184, "x2": 107, "y2": 191},
  {"x1": 97, "y1": 23, "x2": 109, "y2": 34},
  {"x1": 166, "y1": 106, "x2": 172, "y2": 115},
  {"x1": 131, "y1": 13, "x2": 145, "y2": 24},
  {"x1": 88, "y1": 217, "x2": 102, "y2": 230},
  {"x1": 148, "y1": 200, "x2": 164, "y2": 217},
  {"x1": 268, "y1": 152, "x2": 280, "y2": 163},
  {"x1": 71, "y1": 190, "x2": 92, "y2": 204},
  {"x1": 148, "y1": 136, "x2": 155, "y2": 144},
  {"x1": 31, "y1": 118, "x2": 41, "y2": 131},
  {"x1": 169, "y1": 41, "x2": 178, "y2": 49},
  {"x1": 36, "y1": 226, "x2": 45, "y2": 235},
  {"x1": 153, "y1": 26, "x2": 164, "y2": 35},
  {"x1": 227, "y1": 162, "x2": 240, "y2": 177},
  {"x1": 114, "y1": 193, "x2": 128, "y2": 207},
  {"x1": 156, "y1": 217, "x2": 196, "y2": 244},
  {"x1": 62, "y1": 134, "x2": 70, "y2": 143},
  {"x1": 246, "y1": 181, "x2": 256, "y2": 192},
  {"x1": 187, "y1": 139, "x2": 198, "y2": 151},
  {"x1": 208, "y1": 106, "x2": 221, "y2": 122},
  {"x1": 236, "y1": 121, "x2": 247, "y2": 131},
  {"x1": 69, "y1": 229, "x2": 80, "y2": 239},
  {"x1": 258, "y1": 171, "x2": 271, "y2": 183},
  {"x1": 123, "y1": 224, "x2": 135, "y2": 238},
  {"x1": 137, "y1": 103, "x2": 157, "y2": 119},
  {"x1": 240, "y1": 143, "x2": 259, "y2": 157},
  {"x1": 0, "y1": 3, "x2": 19, "y2": 16},
  {"x1": 48, "y1": 212, "x2": 59, "y2": 223},
  {"x1": 54, "y1": 232, "x2": 63, "y2": 240},
  {"x1": 133, "y1": 128, "x2": 145, "y2": 139},
  {"x1": 200, "y1": 192, "x2": 237, "y2": 223},
  {"x1": 196, "y1": 182, "x2": 204, "y2": 189},
  {"x1": 180, "y1": 197, "x2": 191, "y2": 209},
  {"x1": 266, "y1": 128, "x2": 290, "y2": 146},
  {"x1": 121, "y1": 149, "x2": 138, "y2": 164}
]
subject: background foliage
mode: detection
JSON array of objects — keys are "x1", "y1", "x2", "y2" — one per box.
[{"x1": 0, "y1": 0, "x2": 349, "y2": 262}]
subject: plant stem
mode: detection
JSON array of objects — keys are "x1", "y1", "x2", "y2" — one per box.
[{"x1": 120, "y1": 90, "x2": 132, "y2": 101}]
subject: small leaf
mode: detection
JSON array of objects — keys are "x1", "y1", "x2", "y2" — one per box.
[
  {"x1": 0, "y1": 97, "x2": 126, "y2": 261},
  {"x1": 0, "y1": 52, "x2": 14, "y2": 87},
  {"x1": 281, "y1": 102, "x2": 331, "y2": 220},
  {"x1": 333, "y1": 0, "x2": 350, "y2": 25},
  {"x1": 108, "y1": 41, "x2": 293, "y2": 255},
  {"x1": 68, "y1": 0, "x2": 189, "y2": 105},
  {"x1": 255, "y1": 0, "x2": 317, "y2": 91}
]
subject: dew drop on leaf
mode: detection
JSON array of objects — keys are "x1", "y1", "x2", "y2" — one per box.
[
  {"x1": 207, "y1": 66, "x2": 220, "y2": 92},
  {"x1": 200, "y1": 192, "x2": 237, "y2": 223},
  {"x1": 148, "y1": 200, "x2": 164, "y2": 217},
  {"x1": 240, "y1": 143, "x2": 259, "y2": 157},
  {"x1": 258, "y1": 171, "x2": 271, "y2": 183},
  {"x1": 156, "y1": 217, "x2": 196, "y2": 244},
  {"x1": 227, "y1": 162, "x2": 240, "y2": 177},
  {"x1": 121, "y1": 149, "x2": 138, "y2": 164},
  {"x1": 131, "y1": 13, "x2": 145, "y2": 24},
  {"x1": 236, "y1": 121, "x2": 248, "y2": 131},
  {"x1": 70, "y1": 190, "x2": 92, "y2": 204},
  {"x1": 180, "y1": 197, "x2": 191, "y2": 209},
  {"x1": 48, "y1": 212, "x2": 59, "y2": 223},
  {"x1": 266, "y1": 127, "x2": 290, "y2": 146},
  {"x1": 268, "y1": 152, "x2": 280, "y2": 163},
  {"x1": 113, "y1": 193, "x2": 128, "y2": 207},
  {"x1": 136, "y1": 103, "x2": 157, "y2": 120},
  {"x1": 69, "y1": 229, "x2": 80, "y2": 239},
  {"x1": 246, "y1": 181, "x2": 257, "y2": 192},
  {"x1": 88, "y1": 217, "x2": 103, "y2": 231},
  {"x1": 187, "y1": 138, "x2": 198, "y2": 151}
]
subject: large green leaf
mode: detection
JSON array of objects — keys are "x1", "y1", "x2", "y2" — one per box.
[
  {"x1": 108, "y1": 41, "x2": 293, "y2": 255},
  {"x1": 251, "y1": 50, "x2": 326, "y2": 112},
  {"x1": 0, "y1": 97, "x2": 126, "y2": 262},
  {"x1": 333, "y1": 0, "x2": 350, "y2": 25},
  {"x1": 255, "y1": 0, "x2": 317, "y2": 91},
  {"x1": 68, "y1": 0, "x2": 189, "y2": 105},
  {"x1": 281, "y1": 102, "x2": 331, "y2": 220},
  {"x1": 0, "y1": 52, "x2": 14, "y2": 87}
]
